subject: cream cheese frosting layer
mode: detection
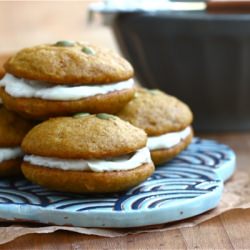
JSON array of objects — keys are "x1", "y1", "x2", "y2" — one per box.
[
  {"x1": 0, "y1": 147, "x2": 23, "y2": 163},
  {"x1": 0, "y1": 73, "x2": 134, "y2": 101},
  {"x1": 147, "y1": 126, "x2": 191, "y2": 151},
  {"x1": 24, "y1": 147, "x2": 152, "y2": 172}
]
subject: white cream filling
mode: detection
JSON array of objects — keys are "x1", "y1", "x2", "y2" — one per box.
[
  {"x1": 147, "y1": 126, "x2": 191, "y2": 151},
  {"x1": 24, "y1": 147, "x2": 152, "y2": 172},
  {"x1": 0, "y1": 73, "x2": 134, "y2": 101},
  {"x1": 0, "y1": 147, "x2": 23, "y2": 163}
]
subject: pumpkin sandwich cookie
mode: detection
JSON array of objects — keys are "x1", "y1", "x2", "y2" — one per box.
[
  {"x1": 0, "y1": 41, "x2": 135, "y2": 119},
  {"x1": 21, "y1": 114, "x2": 154, "y2": 193},
  {"x1": 118, "y1": 88, "x2": 193, "y2": 165},
  {"x1": 0, "y1": 106, "x2": 33, "y2": 177}
]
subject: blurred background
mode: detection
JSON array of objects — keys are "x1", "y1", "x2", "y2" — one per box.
[
  {"x1": 1, "y1": 0, "x2": 250, "y2": 132},
  {"x1": 0, "y1": 1, "x2": 117, "y2": 53}
]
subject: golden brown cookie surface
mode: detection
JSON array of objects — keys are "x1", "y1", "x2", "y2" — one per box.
[
  {"x1": 22, "y1": 115, "x2": 147, "y2": 159},
  {"x1": 4, "y1": 42, "x2": 134, "y2": 84},
  {"x1": 150, "y1": 130, "x2": 193, "y2": 165},
  {"x1": 0, "y1": 87, "x2": 135, "y2": 120},
  {"x1": 0, "y1": 106, "x2": 34, "y2": 147},
  {"x1": 21, "y1": 162, "x2": 154, "y2": 193},
  {"x1": 118, "y1": 88, "x2": 193, "y2": 136}
]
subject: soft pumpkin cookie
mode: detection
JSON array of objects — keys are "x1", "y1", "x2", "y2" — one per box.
[
  {"x1": 118, "y1": 88, "x2": 193, "y2": 165},
  {"x1": 0, "y1": 106, "x2": 34, "y2": 176},
  {"x1": 21, "y1": 114, "x2": 154, "y2": 193},
  {"x1": 0, "y1": 41, "x2": 135, "y2": 119}
]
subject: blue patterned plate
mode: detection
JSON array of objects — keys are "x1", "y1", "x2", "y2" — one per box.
[{"x1": 0, "y1": 138, "x2": 235, "y2": 228}]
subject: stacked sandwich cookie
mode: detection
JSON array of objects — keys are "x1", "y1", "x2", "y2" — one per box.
[
  {"x1": 0, "y1": 106, "x2": 33, "y2": 177},
  {"x1": 21, "y1": 114, "x2": 154, "y2": 193},
  {"x1": 0, "y1": 55, "x2": 34, "y2": 177},
  {"x1": 0, "y1": 41, "x2": 194, "y2": 193},
  {"x1": 0, "y1": 41, "x2": 135, "y2": 119},
  {"x1": 0, "y1": 41, "x2": 155, "y2": 193},
  {"x1": 118, "y1": 88, "x2": 193, "y2": 165}
]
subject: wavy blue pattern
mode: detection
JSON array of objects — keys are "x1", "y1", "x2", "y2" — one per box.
[{"x1": 170, "y1": 138, "x2": 232, "y2": 169}]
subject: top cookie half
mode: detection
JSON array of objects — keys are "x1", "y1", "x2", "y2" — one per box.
[
  {"x1": 4, "y1": 41, "x2": 134, "y2": 85},
  {"x1": 118, "y1": 88, "x2": 193, "y2": 136}
]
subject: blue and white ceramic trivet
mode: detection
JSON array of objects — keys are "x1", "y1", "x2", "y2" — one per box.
[
  {"x1": 169, "y1": 138, "x2": 236, "y2": 182},
  {"x1": 0, "y1": 138, "x2": 235, "y2": 228}
]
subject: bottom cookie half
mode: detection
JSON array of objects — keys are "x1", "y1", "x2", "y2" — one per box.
[
  {"x1": 151, "y1": 131, "x2": 193, "y2": 165},
  {"x1": 0, "y1": 87, "x2": 135, "y2": 120},
  {"x1": 21, "y1": 162, "x2": 155, "y2": 193}
]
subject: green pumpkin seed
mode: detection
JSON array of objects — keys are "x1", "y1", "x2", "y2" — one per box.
[
  {"x1": 96, "y1": 113, "x2": 116, "y2": 120},
  {"x1": 54, "y1": 40, "x2": 75, "y2": 47},
  {"x1": 82, "y1": 46, "x2": 95, "y2": 55},
  {"x1": 73, "y1": 112, "x2": 90, "y2": 118}
]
